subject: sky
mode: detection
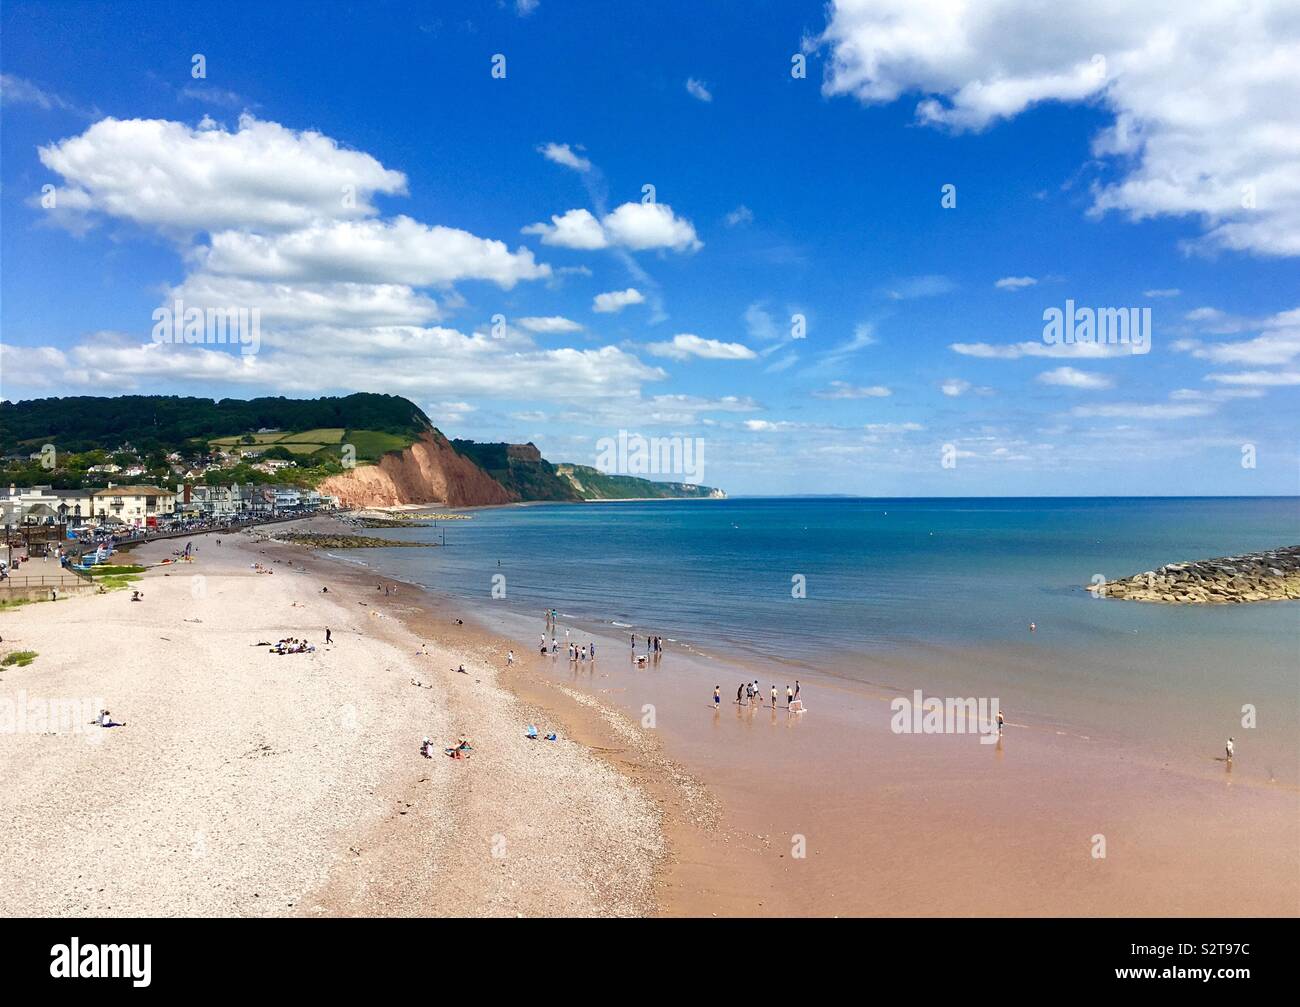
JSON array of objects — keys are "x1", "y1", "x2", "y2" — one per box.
[{"x1": 1, "y1": 0, "x2": 1297, "y2": 496}]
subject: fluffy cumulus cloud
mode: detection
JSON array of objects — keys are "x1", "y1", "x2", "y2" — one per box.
[
  {"x1": 524, "y1": 202, "x2": 701, "y2": 252},
  {"x1": 645, "y1": 334, "x2": 757, "y2": 361},
  {"x1": 6, "y1": 114, "x2": 694, "y2": 410},
  {"x1": 818, "y1": 0, "x2": 1300, "y2": 256},
  {"x1": 517, "y1": 315, "x2": 583, "y2": 333},
  {"x1": 3, "y1": 325, "x2": 667, "y2": 403},
  {"x1": 201, "y1": 217, "x2": 548, "y2": 288},
  {"x1": 38, "y1": 114, "x2": 407, "y2": 233},
  {"x1": 592, "y1": 287, "x2": 645, "y2": 313}
]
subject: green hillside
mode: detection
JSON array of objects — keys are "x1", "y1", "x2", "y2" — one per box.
[
  {"x1": 450, "y1": 440, "x2": 581, "y2": 502},
  {"x1": 555, "y1": 463, "x2": 725, "y2": 500}
]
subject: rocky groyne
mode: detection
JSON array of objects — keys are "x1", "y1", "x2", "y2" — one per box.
[{"x1": 1089, "y1": 545, "x2": 1300, "y2": 603}]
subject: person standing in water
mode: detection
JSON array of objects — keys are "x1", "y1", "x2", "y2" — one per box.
[
  {"x1": 794, "y1": 681, "x2": 801, "y2": 702},
  {"x1": 771, "y1": 684, "x2": 778, "y2": 707},
  {"x1": 1226, "y1": 737, "x2": 1235, "y2": 762},
  {"x1": 996, "y1": 708, "x2": 1005, "y2": 734},
  {"x1": 714, "y1": 685, "x2": 721, "y2": 708},
  {"x1": 786, "y1": 685, "x2": 794, "y2": 707},
  {"x1": 737, "y1": 683, "x2": 745, "y2": 705}
]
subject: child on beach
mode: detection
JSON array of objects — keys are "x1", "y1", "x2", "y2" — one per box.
[{"x1": 714, "y1": 686, "x2": 721, "y2": 708}]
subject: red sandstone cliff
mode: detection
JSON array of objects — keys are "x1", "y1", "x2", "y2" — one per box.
[{"x1": 318, "y1": 429, "x2": 517, "y2": 508}]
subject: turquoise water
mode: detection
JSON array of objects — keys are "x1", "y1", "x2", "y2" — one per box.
[
  {"x1": 347, "y1": 497, "x2": 1299, "y2": 766},
  {"x1": 359, "y1": 496, "x2": 1297, "y2": 655}
]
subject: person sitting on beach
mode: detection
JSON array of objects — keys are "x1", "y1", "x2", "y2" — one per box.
[
  {"x1": 130, "y1": 590, "x2": 143, "y2": 602},
  {"x1": 420, "y1": 737, "x2": 433, "y2": 758}
]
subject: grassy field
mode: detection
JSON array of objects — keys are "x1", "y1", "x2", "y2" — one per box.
[{"x1": 208, "y1": 427, "x2": 412, "y2": 463}]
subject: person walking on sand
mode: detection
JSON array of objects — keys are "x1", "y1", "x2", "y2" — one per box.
[
  {"x1": 714, "y1": 685, "x2": 721, "y2": 708},
  {"x1": 1226, "y1": 737, "x2": 1235, "y2": 762},
  {"x1": 737, "y1": 683, "x2": 745, "y2": 705},
  {"x1": 507, "y1": 650, "x2": 514, "y2": 667},
  {"x1": 325, "y1": 627, "x2": 332, "y2": 645}
]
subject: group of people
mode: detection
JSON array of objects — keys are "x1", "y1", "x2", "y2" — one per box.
[
  {"x1": 269, "y1": 636, "x2": 315, "y2": 655},
  {"x1": 632, "y1": 633, "x2": 664, "y2": 655},
  {"x1": 536, "y1": 632, "x2": 597, "y2": 663},
  {"x1": 717, "y1": 680, "x2": 802, "y2": 709}
]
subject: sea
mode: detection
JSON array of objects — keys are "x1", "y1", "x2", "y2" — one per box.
[{"x1": 331, "y1": 496, "x2": 1300, "y2": 779}]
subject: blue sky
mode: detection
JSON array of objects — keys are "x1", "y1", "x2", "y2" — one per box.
[{"x1": 1, "y1": 0, "x2": 1297, "y2": 495}]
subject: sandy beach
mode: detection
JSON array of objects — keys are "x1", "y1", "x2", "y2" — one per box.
[
  {"x1": 2, "y1": 516, "x2": 1296, "y2": 918},
  {"x1": 0, "y1": 526, "x2": 662, "y2": 917}
]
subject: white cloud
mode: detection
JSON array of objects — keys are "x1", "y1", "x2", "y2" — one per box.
[
  {"x1": 685, "y1": 78, "x2": 714, "y2": 102},
  {"x1": 1071, "y1": 402, "x2": 1214, "y2": 419},
  {"x1": 744, "y1": 303, "x2": 780, "y2": 342},
  {"x1": 941, "y1": 378, "x2": 971, "y2": 397},
  {"x1": 995, "y1": 276, "x2": 1037, "y2": 290},
  {"x1": 813, "y1": 381, "x2": 891, "y2": 399},
  {"x1": 645, "y1": 334, "x2": 757, "y2": 361},
  {"x1": 522, "y1": 207, "x2": 608, "y2": 249},
  {"x1": 1206, "y1": 370, "x2": 1300, "y2": 386},
  {"x1": 38, "y1": 114, "x2": 407, "y2": 233},
  {"x1": 1177, "y1": 307, "x2": 1300, "y2": 366},
  {"x1": 725, "y1": 205, "x2": 754, "y2": 227},
  {"x1": 1, "y1": 74, "x2": 93, "y2": 116},
  {"x1": 167, "y1": 274, "x2": 441, "y2": 327},
  {"x1": 817, "y1": 0, "x2": 1300, "y2": 257},
  {"x1": 4, "y1": 326, "x2": 666, "y2": 402},
  {"x1": 883, "y1": 274, "x2": 954, "y2": 300},
  {"x1": 601, "y1": 201, "x2": 702, "y2": 252},
  {"x1": 1144, "y1": 288, "x2": 1181, "y2": 298},
  {"x1": 592, "y1": 287, "x2": 645, "y2": 313},
  {"x1": 1036, "y1": 366, "x2": 1114, "y2": 389},
  {"x1": 516, "y1": 0, "x2": 540, "y2": 16},
  {"x1": 537, "y1": 142, "x2": 591, "y2": 173},
  {"x1": 824, "y1": 323, "x2": 877, "y2": 358},
  {"x1": 517, "y1": 316, "x2": 583, "y2": 334},
  {"x1": 524, "y1": 201, "x2": 701, "y2": 252},
  {"x1": 951, "y1": 340, "x2": 1137, "y2": 359},
  {"x1": 201, "y1": 216, "x2": 549, "y2": 288}
]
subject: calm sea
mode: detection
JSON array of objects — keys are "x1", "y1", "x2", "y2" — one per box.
[{"x1": 337, "y1": 497, "x2": 1299, "y2": 769}]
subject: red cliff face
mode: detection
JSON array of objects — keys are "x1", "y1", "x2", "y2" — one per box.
[{"x1": 319, "y1": 429, "x2": 517, "y2": 508}]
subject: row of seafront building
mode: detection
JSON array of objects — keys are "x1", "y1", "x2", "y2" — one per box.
[{"x1": 2, "y1": 482, "x2": 339, "y2": 529}]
